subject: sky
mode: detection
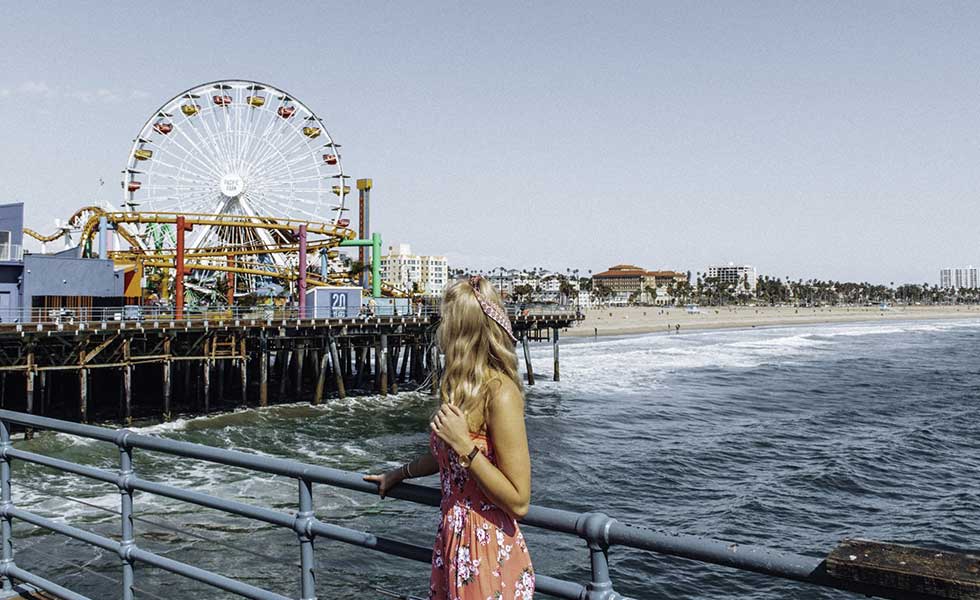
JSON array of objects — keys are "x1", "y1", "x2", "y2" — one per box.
[{"x1": 2, "y1": 2, "x2": 979, "y2": 284}]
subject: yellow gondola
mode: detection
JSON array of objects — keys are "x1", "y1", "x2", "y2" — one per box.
[
  {"x1": 181, "y1": 104, "x2": 200, "y2": 117},
  {"x1": 247, "y1": 95, "x2": 266, "y2": 107},
  {"x1": 302, "y1": 127, "x2": 321, "y2": 139},
  {"x1": 134, "y1": 149, "x2": 153, "y2": 161},
  {"x1": 327, "y1": 250, "x2": 339, "y2": 259},
  {"x1": 331, "y1": 185, "x2": 351, "y2": 196}
]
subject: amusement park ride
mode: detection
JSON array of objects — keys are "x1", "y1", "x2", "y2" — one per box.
[{"x1": 22, "y1": 79, "x2": 401, "y2": 315}]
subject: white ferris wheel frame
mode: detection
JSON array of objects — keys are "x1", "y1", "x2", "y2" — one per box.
[{"x1": 121, "y1": 79, "x2": 349, "y2": 261}]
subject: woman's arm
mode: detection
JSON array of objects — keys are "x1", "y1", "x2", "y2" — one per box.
[
  {"x1": 431, "y1": 381, "x2": 531, "y2": 518},
  {"x1": 363, "y1": 450, "x2": 438, "y2": 498}
]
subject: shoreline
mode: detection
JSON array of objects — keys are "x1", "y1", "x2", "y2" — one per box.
[{"x1": 563, "y1": 305, "x2": 980, "y2": 337}]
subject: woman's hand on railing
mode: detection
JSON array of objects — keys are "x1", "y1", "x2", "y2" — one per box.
[{"x1": 363, "y1": 469, "x2": 405, "y2": 499}]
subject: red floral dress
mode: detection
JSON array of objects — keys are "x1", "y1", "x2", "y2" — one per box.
[{"x1": 429, "y1": 430, "x2": 535, "y2": 600}]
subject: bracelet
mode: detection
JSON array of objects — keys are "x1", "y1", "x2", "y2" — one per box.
[{"x1": 402, "y1": 463, "x2": 414, "y2": 479}]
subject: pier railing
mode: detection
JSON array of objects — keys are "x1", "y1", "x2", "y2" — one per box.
[{"x1": 0, "y1": 410, "x2": 967, "y2": 600}]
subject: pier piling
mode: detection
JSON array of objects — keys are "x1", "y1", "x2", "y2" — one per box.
[
  {"x1": 259, "y1": 336, "x2": 269, "y2": 407},
  {"x1": 552, "y1": 327, "x2": 560, "y2": 382},
  {"x1": 314, "y1": 350, "x2": 329, "y2": 405},
  {"x1": 79, "y1": 367, "x2": 88, "y2": 423},
  {"x1": 328, "y1": 337, "x2": 346, "y2": 400},
  {"x1": 162, "y1": 337, "x2": 171, "y2": 420},
  {"x1": 521, "y1": 334, "x2": 535, "y2": 386},
  {"x1": 379, "y1": 335, "x2": 388, "y2": 397}
]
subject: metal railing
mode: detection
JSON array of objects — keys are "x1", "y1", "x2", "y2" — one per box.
[{"x1": 0, "y1": 410, "x2": 947, "y2": 600}]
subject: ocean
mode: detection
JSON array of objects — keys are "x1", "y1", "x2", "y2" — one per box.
[{"x1": 8, "y1": 319, "x2": 980, "y2": 599}]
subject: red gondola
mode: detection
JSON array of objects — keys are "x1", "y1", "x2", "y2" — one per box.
[
  {"x1": 277, "y1": 106, "x2": 295, "y2": 118},
  {"x1": 213, "y1": 95, "x2": 233, "y2": 106},
  {"x1": 322, "y1": 154, "x2": 338, "y2": 165},
  {"x1": 153, "y1": 122, "x2": 173, "y2": 135},
  {"x1": 337, "y1": 218, "x2": 350, "y2": 227},
  {"x1": 127, "y1": 181, "x2": 142, "y2": 193}
]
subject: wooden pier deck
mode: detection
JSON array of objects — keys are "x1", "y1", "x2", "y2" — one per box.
[{"x1": 0, "y1": 311, "x2": 580, "y2": 425}]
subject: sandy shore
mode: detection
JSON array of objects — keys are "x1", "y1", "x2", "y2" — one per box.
[{"x1": 564, "y1": 305, "x2": 980, "y2": 337}]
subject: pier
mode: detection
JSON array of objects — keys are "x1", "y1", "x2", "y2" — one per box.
[{"x1": 0, "y1": 308, "x2": 579, "y2": 425}]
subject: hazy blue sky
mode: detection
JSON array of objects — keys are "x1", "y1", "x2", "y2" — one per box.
[{"x1": 2, "y1": 2, "x2": 979, "y2": 284}]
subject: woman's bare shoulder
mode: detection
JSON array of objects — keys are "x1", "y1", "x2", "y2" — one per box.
[{"x1": 487, "y1": 375, "x2": 524, "y2": 414}]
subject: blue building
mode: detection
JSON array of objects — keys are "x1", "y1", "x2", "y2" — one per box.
[{"x1": 0, "y1": 203, "x2": 126, "y2": 322}]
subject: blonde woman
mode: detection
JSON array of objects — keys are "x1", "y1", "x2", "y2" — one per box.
[{"x1": 365, "y1": 276, "x2": 535, "y2": 600}]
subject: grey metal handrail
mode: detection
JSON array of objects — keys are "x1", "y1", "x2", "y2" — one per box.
[{"x1": 0, "y1": 409, "x2": 958, "y2": 600}]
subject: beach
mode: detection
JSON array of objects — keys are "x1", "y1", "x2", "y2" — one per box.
[{"x1": 565, "y1": 304, "x2": 980, "y2": 337}]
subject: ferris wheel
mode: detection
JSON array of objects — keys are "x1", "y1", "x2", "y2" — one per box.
[
  {"x1": 122, "y1": 79, "x2": 350, "y2": 250},
  {"x1": 115, "y1": 80, "x2": 357, "y2": 301}
]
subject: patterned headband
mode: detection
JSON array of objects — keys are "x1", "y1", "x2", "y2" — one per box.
[{"x1": 468, "y1": 275, "x2": 518, "y2": 343}]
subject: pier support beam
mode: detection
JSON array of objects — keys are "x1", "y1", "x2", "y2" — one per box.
[
  {"x1": 240, "y1": 339, "x2": 247, "y2": 407},
  {"x1": 202, "y1": 359, "x2": 211, "y2": 414},
  {"x1": 398, "y1": 340, "x2": 410, "y2": 383},
  {"x1": 314, "y1": 350, "x2": 330, "y2": 405},
  {"x1": 259, "y1": 335, "x2": 269, "y2": 408},
  {"x1": 389, "y1": 342, "x2": 399, "y2": 395},
  {"x1": 162, "y1": 337, "x2": 171, "y2": 421},
  {"x1": 216, "y1": 358, "x2": 225, "y2": 404},
  {"x1": 328, "y1": 337, "x2": 346, "y2": 400},
  {"x1": 79, "y1": 367, "x2": 88, "y2": 423},
  {"x1": 521, "y1": 333, "x2": 535, "y2": 386},
  {"x1": 379, "y1": 335, "x2": 388, "y2": 397},
  {"x1": 294, "y1": 346, "x2": 305, "y2": 401},
  {"x1": 429, "y1": 345, "x2": 440, "y2": 398},
  {"x1": 123, "y1": 338, "x2": 132, "y2": 424},
  {"x1": 552, "y1": 327, "x2": 560, "y2": 382}
]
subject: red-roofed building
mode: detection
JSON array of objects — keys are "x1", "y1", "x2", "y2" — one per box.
[{"x1": 592, "y1": 265, "x2": 687, "y2": 299}]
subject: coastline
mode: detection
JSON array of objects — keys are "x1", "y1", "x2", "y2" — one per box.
[{"x1": 563, "y1": 305, "x2": 980, "y2": 337}]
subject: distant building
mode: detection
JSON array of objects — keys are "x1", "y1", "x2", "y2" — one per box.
[
  {"x1": 940, "y1": 266, "x2": 978, "y2": 290},
  {"x1": 380, "y1": 244, "x2": 448, "y2": 297},
  {"x1": 706, "y1": 263, "x2": 758, "y2": 291},
  {"x1": 592, "y1": 264, "x2": 687, "y2": 304}
]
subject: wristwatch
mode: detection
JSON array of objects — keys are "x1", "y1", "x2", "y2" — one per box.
[{"x1": 458, "y1": 445, "x2": 480, "y2": 469}]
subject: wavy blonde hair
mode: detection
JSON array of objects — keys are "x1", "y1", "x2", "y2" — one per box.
[{"x1": 436, "y1": 277, "x2": 522, "y2": 432}]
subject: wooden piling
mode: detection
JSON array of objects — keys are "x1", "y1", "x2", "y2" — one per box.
[
  {"x1": 123, "y1": 338, "x2": 133, "y2": 424},
  {"x1": 552, "y1": 327, "x2": 560, "y2": 382},
  {"x1": 388, "y1": 342, "x2": 399, "y2": 395},
  {"x1": 430, "y1": 345, "x2": 440, "y2": 397},
  {"x1": 239, "y1": 339, "x2": 247, "y2": 407},
  {"x1": 379, "y1": 335, "x2": 388, "y2": 397},
  {"x1": 79, "y1": 367, "x2": 88, "y2": 423},
  {"x1": 521, "y1": 333, "x2": 535, "y2": 386},
  {"x1": 314, "y1": 350, "x2": 330, "y2": 405},
  {"x1": 259, "y1": 336, "x2": 269, "y2": 407},
  {"x1": 162, "y1": 337, "x2": 171, "y2": 421},
  {"x1": 328, "y1": 337, "x2": 346, "y2": 400},
  {"x1": 25, "y1": 348, "x2": 34, "y2": 439},
  {"x1": 202, "y1": 358, "x2": 211, "y2": 414},
  {"x1": 277, "y1": 350, "x2": 290, "y2": 398},
  {"x1": 398, "y1": 340, "x2": 410, "y2": 383},
  {"x1": 216, "y1": 359, "x2": 225, "y2": 404},
  {"x1": 294, "y1": 346, "x2": 305, "y2": 401}
]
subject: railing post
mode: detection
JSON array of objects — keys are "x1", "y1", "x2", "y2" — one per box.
[
  {"x1": 576, "y1": 512, "x2": 622, "y2": 600},
  {"x1": 0, "y1": 420, "x2": 13, "y2": 592},
  {"x1": 117, "y1": 437, "x2": 135, "y2": 600},
  {"x1": 296, "y1": 479, "x2": 316, "y2": 600}
]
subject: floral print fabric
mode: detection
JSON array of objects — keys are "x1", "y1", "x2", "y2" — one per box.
[{"x1": 429, "y1": 430, "x2": 534, "y2": 600}]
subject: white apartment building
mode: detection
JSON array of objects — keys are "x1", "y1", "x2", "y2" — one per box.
[
  {"x1": 380, "y1": 244, "x2": 448, "y2": 297},
  {"x1": 940, "y1": 266, "x2": 978, "y2": 289},
  {"x1": 706, "y1": 263, "x2": 758, "y2": 291}
]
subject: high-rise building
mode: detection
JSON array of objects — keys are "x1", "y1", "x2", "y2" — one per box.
[
  {"x1": 380, "y1": 244, "x2": 448, "y2": 297},
  {"x1": 705, "y1": 263, "x2": 758, "y2": 291},
  {"x1": 940, "y1": 266, "x2": 978, "y2": 289}
]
